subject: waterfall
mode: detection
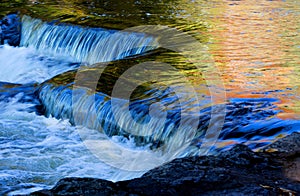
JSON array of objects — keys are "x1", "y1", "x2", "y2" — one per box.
[
  {"x1": 20, "y1": 15, "x2": 158, "y2": 64},
  {"x1": 38, "y1": 83, "x2": 206, "y2": 152},
  {"x1": 19, "y1": 15, "x2": 208, "y2": 168},
  {"x1": 18, "y1": 15, "x2": 224, "y2": 170}
]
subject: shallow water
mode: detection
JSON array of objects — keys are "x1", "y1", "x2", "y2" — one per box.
[{"x1": 0, "y1": 0, "x2": 299, "y2": 195}]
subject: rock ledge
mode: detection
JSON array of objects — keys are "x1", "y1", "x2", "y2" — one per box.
[{"x1": 31, "y1": 133, "x2": 300, "y2": 195}]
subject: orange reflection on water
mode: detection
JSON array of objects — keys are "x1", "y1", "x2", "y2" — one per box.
[{"x1": 208, "y1": 0, "x2": 300, "y2": 119}]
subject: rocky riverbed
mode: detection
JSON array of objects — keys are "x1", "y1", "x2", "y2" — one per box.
[{"x1": 31, "y1": 132, "x2": 300, "y2": 196}]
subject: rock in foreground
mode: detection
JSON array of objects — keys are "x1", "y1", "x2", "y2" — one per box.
[{"x1": 32, "y1": 133, "x2": 300, "y2": 196}]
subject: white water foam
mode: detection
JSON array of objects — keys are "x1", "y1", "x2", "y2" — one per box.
[
  {"x1": 0, "y1": 94, "x2": 145, "y2": 195},
  {"x1": 0, "y1": 44, "x2": 78, "y2": 84}
]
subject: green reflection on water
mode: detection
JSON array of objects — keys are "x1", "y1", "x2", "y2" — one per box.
[
  {"x1": 48, "y1": 48, "x2": 209, "y2": 109},
  {"x1": 0, "y1": 0, "x2": 209, "y2": 40}
]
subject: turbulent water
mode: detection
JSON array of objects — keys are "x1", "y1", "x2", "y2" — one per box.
[
  {"x1": 0, "y1": 90, "x2": 146, "y2": 195},
  {"x1": 0, "y1": 0, "x2": 300, "y2": 195},
  {"x1": 0, "y1": 45, "x2": 78, "y2": 84}
]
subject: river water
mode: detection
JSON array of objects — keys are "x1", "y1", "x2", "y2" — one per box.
[{"x1": 0, "y1": 0, "x2": 299, "y2": 195}]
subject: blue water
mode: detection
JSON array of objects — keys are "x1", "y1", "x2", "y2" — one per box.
[{"x1": 0, "y1": 14, "x2": 299, "y2": 195}]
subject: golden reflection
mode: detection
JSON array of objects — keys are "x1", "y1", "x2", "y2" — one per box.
[{"x1": 208, "y1": 0, "x2": 300, "y2": 118}]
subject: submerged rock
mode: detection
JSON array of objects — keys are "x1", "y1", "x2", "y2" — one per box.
[
  {"x1": 31, "y1": 133, "x2": 300, "y2": 196},
  {"x1": 0, "y1": 13, "x2": 21, "y2": 46}
]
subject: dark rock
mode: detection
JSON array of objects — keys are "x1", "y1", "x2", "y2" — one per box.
[
  {"x1": 263, "y1": 132, "x2": 300, "y2": 183},
  {"x1": 263, "y1": 132, "x2": 300, "y2": 156},
  {"x1": 0, "y1": 13, "x2": 21, "y2": 46},
  {"x1": 31, "y1": 178, "x2": 118, "y2": 196},
  {"x1": 31, "y1": 133, "x2": 300, "y2": 196}
]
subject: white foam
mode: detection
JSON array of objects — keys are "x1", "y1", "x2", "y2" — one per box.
[
  {"x1": 0, "y1": 44, "x2": 77, "y2": 84},
  {"x1": 0, "y1": 94, "x2": 145, "y2": 195}
]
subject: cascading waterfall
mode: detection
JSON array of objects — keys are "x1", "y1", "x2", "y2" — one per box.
[
  {"x1": 0, "y1": 1, "x2": 299, "y2": 193},
  {"x1": 17, "y1": 14, "x2": 299, "y2": 161},
  {"x1": 38, "y1": 83, "x2": 207, "y2": 153},
  {"x1": 18, "y1": 14, "x2": 218, "y2": 163},
  {"x1": 19, "y1": 15, "x2": 207, "y2": 166},
  {"x1": 20, "y1": 15, "x2": 158, "y2": 64},
  {"x1": 0, "y1": 14, "x2": 178, "y2": 194},
  {"x1": 39, "y1": 81, "x2": 300, "y2": 156}
]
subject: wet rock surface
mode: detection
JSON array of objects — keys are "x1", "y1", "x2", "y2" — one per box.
[
  {"x1": 0, "y1": 13, "x2": 21, "y2": 46},
  {"x1": 31, "y1": 133, "x2": 300, "y2": 196}
]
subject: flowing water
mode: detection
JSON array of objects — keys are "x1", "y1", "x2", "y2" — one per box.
[{"x1": 0, "y1": 0, "x2": 300, "y2": 195}]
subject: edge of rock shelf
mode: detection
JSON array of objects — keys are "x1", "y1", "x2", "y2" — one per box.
[{"x1": 31, "y1": 132, "x2": 300, "y2": 196}]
